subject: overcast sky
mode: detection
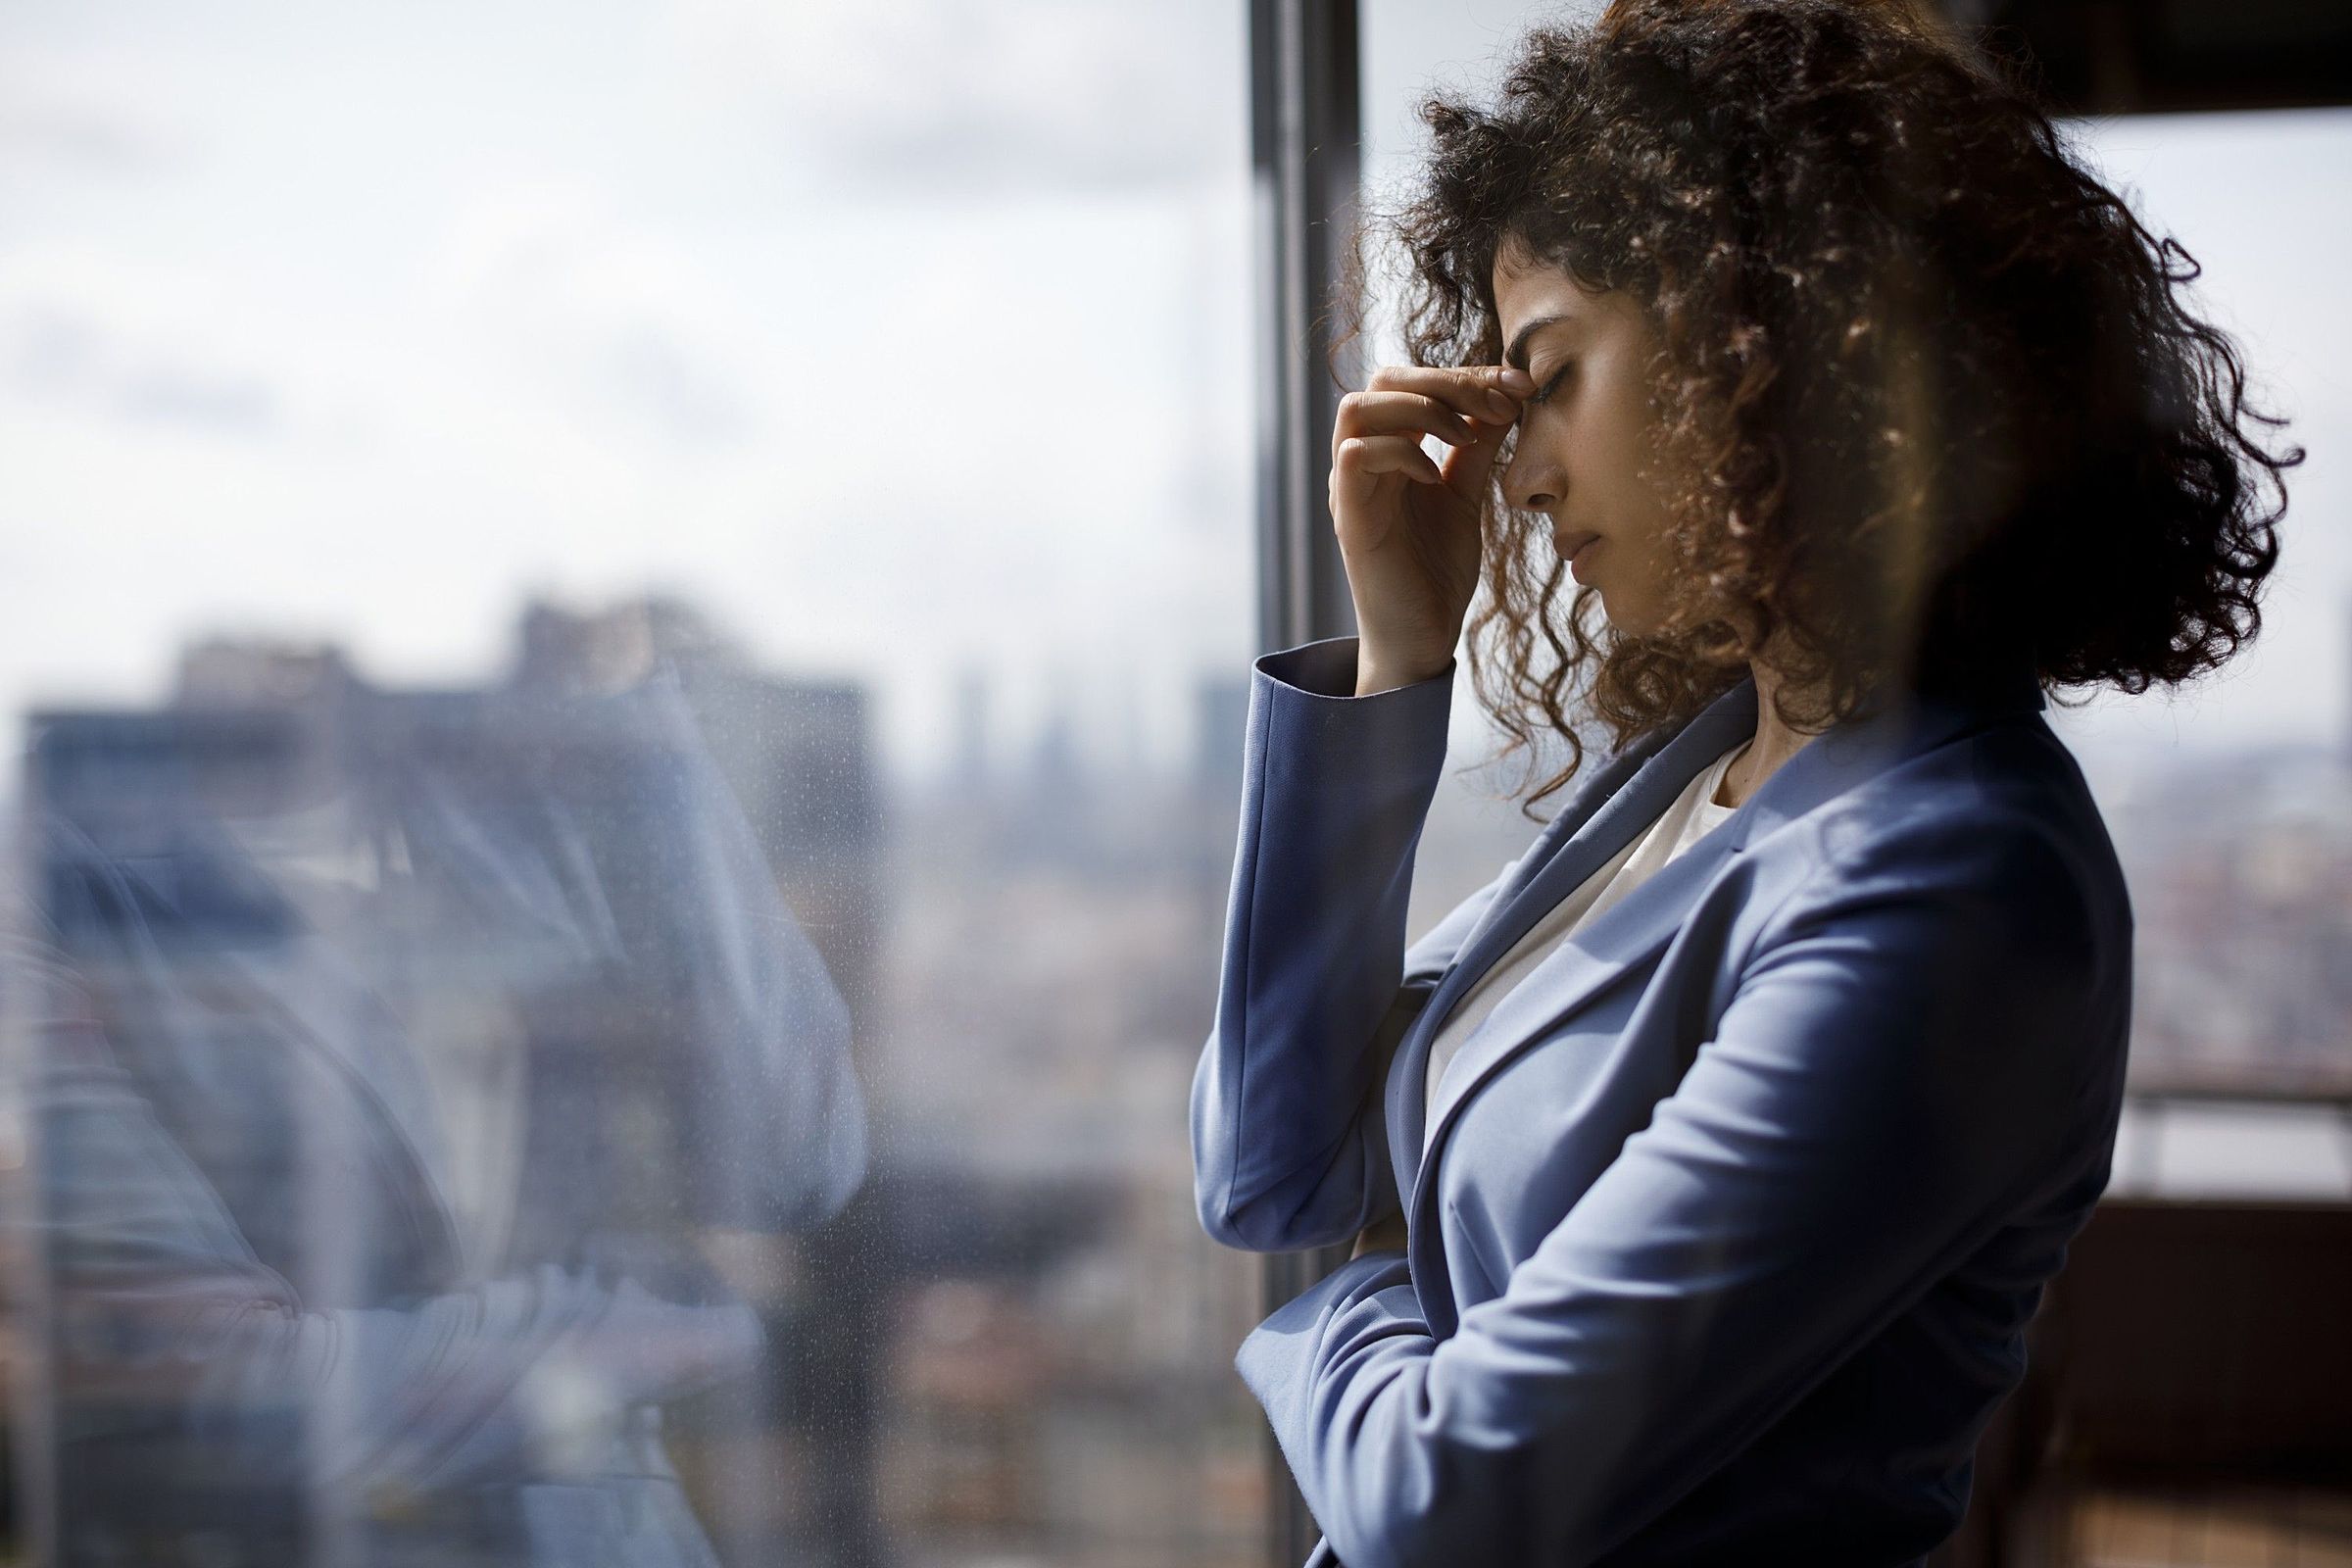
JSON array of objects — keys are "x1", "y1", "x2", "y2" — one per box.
[
  {"x1": 3, "y1": 0, "x2": 2344, "y2": 793},
  {"x1": 0, "y1": 0, "x2": 1258, "y2": 783}
]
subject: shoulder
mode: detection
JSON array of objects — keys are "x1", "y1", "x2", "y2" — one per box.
[{"x1": 1745, "y1": 714, "x2": 2132, "y2": 990}]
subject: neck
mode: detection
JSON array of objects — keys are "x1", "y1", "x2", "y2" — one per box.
[{"x1": 1717, "y1": 658, "x2": 1816, "y2": 809}]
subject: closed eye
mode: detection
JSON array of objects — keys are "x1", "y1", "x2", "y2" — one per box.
[{"x1": 1529, "y1": 363, "x2": 1574, "y2": 407}]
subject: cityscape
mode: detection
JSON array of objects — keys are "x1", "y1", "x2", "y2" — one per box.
[
  {"x1": 5, "y1": 588, "x2": 2347, "y2": 1563},
  {"x1": 2, "y1": 0, "x2": 2345, "y2": 1560},
  {"x1": 2, "y1": 595, "x2": 1264, "y2": 1568}
]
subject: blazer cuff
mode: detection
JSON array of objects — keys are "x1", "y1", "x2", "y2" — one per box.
[
  {"x1": 1248, "y1": 636, "x2": 1457, "y2": 808},
  {"x1": 1255, "y1": 635, "x2": 1456, "y2": 706}
]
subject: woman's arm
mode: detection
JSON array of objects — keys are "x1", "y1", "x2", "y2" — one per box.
[
  {"x1": 21, "y1": 1019, "x2": 760, "y2": 1499},
  {"x1": 1190, "y1": 636, "x2": 1521, "y2": 1253},
  {"x1": 1234, "y1": 809, "x2": 2123, "y2": 1567}
]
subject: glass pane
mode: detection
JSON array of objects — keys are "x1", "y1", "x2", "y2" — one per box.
[
  {"x1": 1362, "y1": 1, "x2": 2352, "y2": 1204},
  {"x1": 0, "y1": 4, "x2": 1269, "y2": 1566},
  {"x1": 2042, "y1": 111, "x2": 2352, "y2": 1202}
]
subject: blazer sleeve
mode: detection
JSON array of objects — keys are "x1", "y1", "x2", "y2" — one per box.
[
  {"x1": 1232, "y1": 808, "x2": 2119, "y2": 1567},
  {"x1": 1191, "y1": 636, "x2": 1526, "y2": 1253}
]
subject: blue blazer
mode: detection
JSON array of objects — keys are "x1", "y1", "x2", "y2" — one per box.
[{"x1": 1191, "y1": 636, "x2": 2133, "y2": 1568}]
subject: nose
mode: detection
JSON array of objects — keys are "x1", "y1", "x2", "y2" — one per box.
[{"x1": 1500, "y1": 443, "x2": 1562, "y2": 513}]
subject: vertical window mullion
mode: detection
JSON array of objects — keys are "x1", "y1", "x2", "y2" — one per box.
[{"x1": 1248, "y1": 1, "x2": 1363, "y2": 1562}]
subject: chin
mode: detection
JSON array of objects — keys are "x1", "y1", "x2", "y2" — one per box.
[{"x1": 1594, "y1": 592, "x2": 1668, "y2": 638}]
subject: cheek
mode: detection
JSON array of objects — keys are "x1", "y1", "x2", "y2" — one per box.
[
  {"x1": 1544, "y1": 409, "x2": 1615, "y2": 490},
  {"x1": 1611, "y1": 416, "x2": 1683, "y2": 526},
  {"x1": 1595, "y1": 391, "x2": 1660, "y2": 485},
  {"x1": 1567, "y1": 424, "x2": 1656, "y2": 523}
]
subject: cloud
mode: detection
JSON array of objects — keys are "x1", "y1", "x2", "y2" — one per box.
[
  {"x1": 664, "y1": 0, "x2": 1244, "y2": 193},
  {"x1": 430, "y1": 183, "x2": 766, "y2": 451},
  {"x1": 0, "y1": 49, "x2": 197, "y2": 177},
  {"x1": 114, "y1": 365, "x2": 280, "y2": 435},
  {"x1": 0, "y1": 260, "x2": 286, "y2": 440}
]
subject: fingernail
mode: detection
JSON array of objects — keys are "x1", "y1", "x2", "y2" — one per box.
[
  {"x1": 1498, "y1": 368, "x2": 1536, "y2": 394},
  {"x1": 1486, "y1": 390, "x2": 1517, "y2": 419}
]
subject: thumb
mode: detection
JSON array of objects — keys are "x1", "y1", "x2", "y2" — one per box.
[{"x1": 1440, "y1": 413, "x2": 1514, "y2": 501}]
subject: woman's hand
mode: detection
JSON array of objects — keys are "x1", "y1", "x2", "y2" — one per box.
[
  {"x1": 1330, "y1": 364, "x2": 1536, "y2": 695},
  {"x1": 1350, "y1": 1208, "x2": 1410, "y2": 1261}
]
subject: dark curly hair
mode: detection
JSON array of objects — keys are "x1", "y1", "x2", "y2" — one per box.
[{"x1": 1346, "y1": 0, "x2": 2300, "y2": 819}]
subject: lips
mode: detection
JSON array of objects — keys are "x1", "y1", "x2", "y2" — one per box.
[{"x1": 1557, "y1": 530, "x2": 1602, "y2": 580}]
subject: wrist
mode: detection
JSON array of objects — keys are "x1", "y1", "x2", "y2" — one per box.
[{"x1": 1354, "y1": 650, "x2": 1453, "y2": 697}]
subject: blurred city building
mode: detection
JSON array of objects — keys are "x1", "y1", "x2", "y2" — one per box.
[{"x1": 2, "y1": 594, "x2": 1268, "y2": 1568}]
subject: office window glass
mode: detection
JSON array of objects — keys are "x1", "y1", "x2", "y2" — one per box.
[{"x1": 0, "y1": 4, "x2": 1272, "y2": 1565}]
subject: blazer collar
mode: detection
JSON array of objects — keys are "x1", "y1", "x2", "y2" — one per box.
[{"x1": 1388, "y1": 664, "x2": 2047, "y2": 1314}]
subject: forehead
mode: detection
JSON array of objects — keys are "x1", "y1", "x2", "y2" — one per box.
[
  {"x1": 1491, "y1": 239, "x2": 1608, "y2": 329},
  {"x1": 1492, "y1": 244, "x2": 1655, "y2": 374}
]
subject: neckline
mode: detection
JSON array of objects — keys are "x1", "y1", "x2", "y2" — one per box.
[{"x1": 1701, "y1": 740, "x2": 1749, "y2": 813}]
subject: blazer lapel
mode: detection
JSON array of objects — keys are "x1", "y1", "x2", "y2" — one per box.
[
  {"x1": 1395, "y1": 667, "x2": 2050, "y2": 1333},
  {"x1": 1386, "y1": 677, "x2": 1760, "y2": 1205},
  {"x1": 1381, "y1": 738, "x2": 1656, "y2": 1214}
]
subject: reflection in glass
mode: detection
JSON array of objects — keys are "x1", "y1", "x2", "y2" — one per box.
[
  {"x1": 0, "y1": 0, "x2": 1265, "y2": 1558},
  {"x1": 10, "y1": 608, "x2": 870, "y2": 1565}
]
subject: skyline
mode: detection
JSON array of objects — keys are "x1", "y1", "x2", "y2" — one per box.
[{"x1": 3, "y1": 0, "x2": 2346, "y2": 792}]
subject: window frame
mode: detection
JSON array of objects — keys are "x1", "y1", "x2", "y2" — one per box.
[{"x1": 1247, "y1": 1, "x2": 1364, "y2": 1561}]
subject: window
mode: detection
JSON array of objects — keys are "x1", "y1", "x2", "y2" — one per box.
[
  {"x1": 0, "y1": 4, "x2": 1271, "y2": 1565},
  {"x1": 2049, "y1": 110, "x2": 2352, "y2": 1202}
]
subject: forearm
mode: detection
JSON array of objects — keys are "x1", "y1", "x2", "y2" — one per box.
[{"x1": 1191, "y1": 637, "x2": 1455, "y2": 1251}]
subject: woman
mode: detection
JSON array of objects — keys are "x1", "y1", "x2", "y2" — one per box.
[{"x1": 1189, "y1": 2, "x2": 2299, "y2": 1564}]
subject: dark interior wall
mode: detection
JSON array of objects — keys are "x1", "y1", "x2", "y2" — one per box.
[{"x1": 1939, "y1": 0, "x2": 2352, "y2": 115}]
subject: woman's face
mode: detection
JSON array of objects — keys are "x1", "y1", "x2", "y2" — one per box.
[{"x1": 1491, "y1": 236, "x2": 1681, "y2": 635}]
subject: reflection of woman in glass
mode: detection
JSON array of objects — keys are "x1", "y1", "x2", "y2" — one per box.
[
  {"x1": 10, "y1": 668, "x2": 867, "y2": 1567},
  {"x1": 1193, "y1": 2, "x2": 2298, "y2": 1563}
]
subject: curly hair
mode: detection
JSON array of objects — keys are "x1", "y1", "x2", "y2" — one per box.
[{"x1": 1345, "y1": 0, "x2": 2301, "y2": 819}]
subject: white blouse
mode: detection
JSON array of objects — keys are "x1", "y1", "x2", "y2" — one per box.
[{"x1": 1424, "y1": 741, "x2": 1747, "y2": 1143}]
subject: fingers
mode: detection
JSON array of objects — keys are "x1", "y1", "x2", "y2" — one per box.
[
  {"x1": 1437, "y1": 409, "x2": 1515, "y2": 498},
  {"x1": 1336, "y1": 390, "x2": 1482, "y2": 451},
  {"x1": 1330, "y1": 364, "x2": 1540, "y2": 513},
  {"x1": 1335, "y1": 433, "x2": 1444, "y2": 488},
  {"x1": 1365, "y1": 363, "x2": 1539, "y2": 425}
]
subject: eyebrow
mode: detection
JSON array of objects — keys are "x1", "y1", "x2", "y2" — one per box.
[{"x1": 1503, "y1": 312, "x2": 1572, "y2": 373}]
